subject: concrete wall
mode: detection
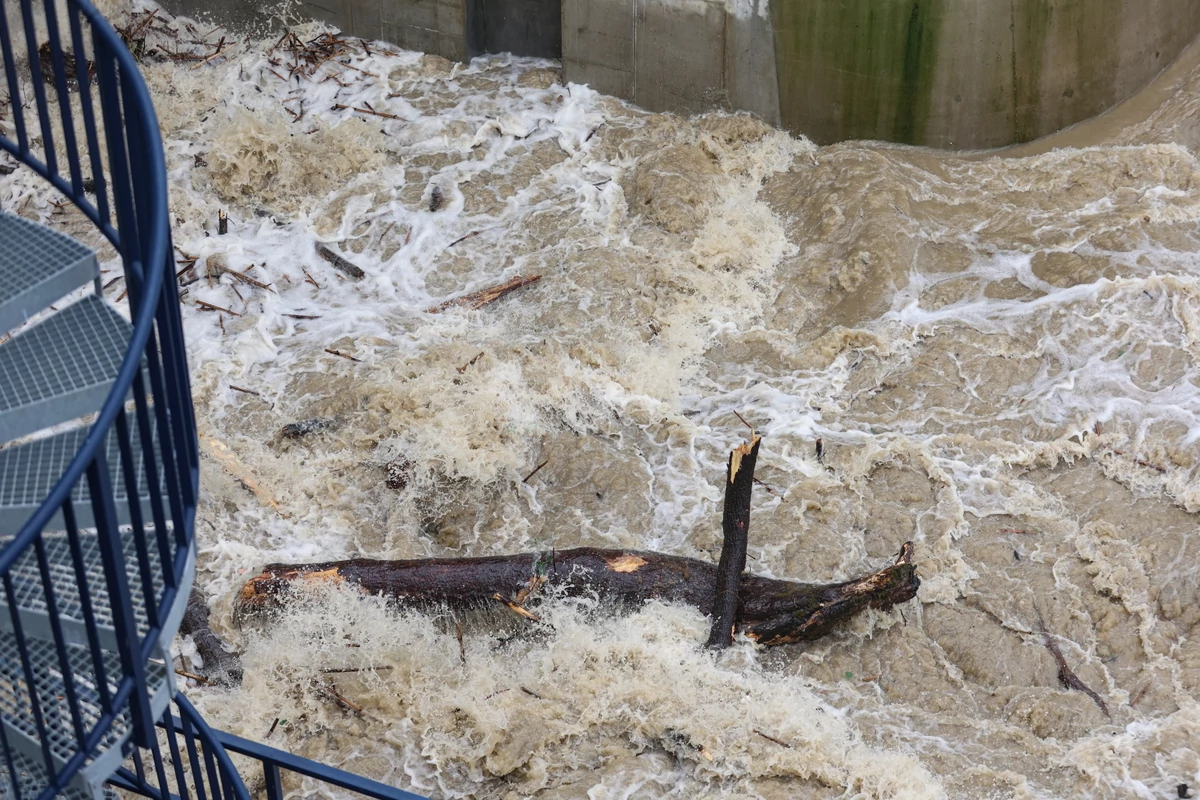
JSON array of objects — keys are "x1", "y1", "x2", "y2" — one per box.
[{"x1": 159, "y1": 0, "x2": 1200, "y2": 149}]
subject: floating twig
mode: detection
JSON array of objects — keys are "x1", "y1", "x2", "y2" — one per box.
[
  {"x1": 753, "y1": 478, "x2": 780, "y2": 499},
  {"x1": 753, "y1": 729, "x2": 792, "y2": 748},
  {"x1": 196, "y1": 300, "x2": 241, "y2": 317},
  {"x1": 427, "y1": 274, "x2": 542, "y2": 313},
  {"x1": 315, "y1": 242, "x2": 365, "y2": 280},
  {"x1": 520, "y1": 686, "x2": 543, "y2": 699},
  {"x1": 229, "y1": 385, "x2": 261, "y2": 397},
  {"x1": 331, "y1": 102, "x2": 402, "y2": 120},
  {"x1": 267, "y1": 718, "x2": 280, "y2": 738},
  {"x1": 311, "y1": 678, "x2": 362, "y2": 715},
  {"x1": 448, "y1": 229, "x2": 487, "y2": 248},
  {"x1": 1130, "y1": 683, "x2": 1150, "y2": 708},
  {"x1": 522, "y1": 460, "x2": 549, "y2": 484},
  {"x1": 456, "y1": 351, "x2": 484, "y2": 374},
  {"x1": 324, "y1": 348, "x2": 362, "y2": 363},
  {"x1": 175, "y1": 669, "x2": 211, "y2": 685},
  {"x1": 217, "y1": 209, "x2": 228, "y2": 235},
  {"x1": 1038, "y1": 618, "x2": 1109, "y2": 716}
]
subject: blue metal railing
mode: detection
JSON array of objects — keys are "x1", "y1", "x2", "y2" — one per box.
[
  {"x1": 0, "y1": 2, "x2": 423, "y2": 800},
  {"x1": 1, "y1": 0, "x2": 211, "y2": 795}
]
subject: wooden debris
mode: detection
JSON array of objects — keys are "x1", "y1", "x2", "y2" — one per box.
[
  {"x1": 1038, "y1": 618, "x2": 1110, "y2": 716},
  {"x1": 427, "y1": 275, "x2": 542, "y2": 313},
  {"x1": 332, "y1": 102, "x2": 403, "y2": 121},
  {"x1": 234, "y1": 439, "x2": 919, "y2": 647},
  {"x1": 279, "y1": 417, "x2": 338, "y2": 438},
  {"x1": 429, "y1": 185, "x2": 444, "y2": 212},
  {"x1": 195, "y1": 300, "x2": 241, "y2": 316},
  {"x1": 199, "y1": 433, "x2": 290, "y2": 518},
  {"x1": 229, "y1": 384, "x2": 261, "y2": 397},
  {"x1": 325, "y1": 348, "x2": 362, "y2": 363},
  {"x1": 217, "y1": 209, "x2": 228, "y2": 235},
  {"x1": 708, "y1": 436, "x2": 761, "y2": 650},
  {"x1": 522, "y1": 460, "x2": 549, "y2": 484},
  {"x1": 315, "y1": 242, "x2": 365, "y2": 280},
  {"x1": 179, "y1": 588, "x2": 243, "y2": 685},
  {"x1": 311, "y1": 678, "x2": 362, "y2": 715},
  {"x1": 235, "y1": 542, "x2": 919, "y2": 645},
  {"x1": 753, "y1": 729, "x2": 792, "y2": 748},
  {"x1": 456, "y1": 352, "x2": 485, "y2": 373}
]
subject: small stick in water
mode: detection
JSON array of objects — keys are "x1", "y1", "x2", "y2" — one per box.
[
  {"x1": 196, "y1": 299, "x2": 241, "y2": 316},
  {"x1": 315, "y1": 243, "x2": 365, "y2": 279},
  {"x1": 429, "y1": 185, "x2": 444, "y2": 212},
  {"x1": 753, "y1": 729, "x2": 792, "y2": 748},
  {"x1": 522, "y1": 460, "x2": 549, "y2": 484},
  {"x1": 456, "y1": 352, "x2": 485, "y2": 373},
  {"x1": 229, "y1": 385, "x2": 260, "y2": 396},
  {"x1": 427, "y1": 275, "x2": 542, "y2": 313},
  {"x1": 1038, "y1": 617, "x2": 1110, "y2": 716},
  {"x1": 217, "y1": 209, "x2": 228, "y2": 235},
  {"x1": 325, "y1": 348, "x2": 362, "y2": 363},
  {"x1": 815, "y1": 437, "x2": 824, "y2": 464}
]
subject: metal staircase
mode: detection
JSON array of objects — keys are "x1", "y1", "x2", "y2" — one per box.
[{"x1": 0, "y1": 2, "x2": 423, "y2": 800}]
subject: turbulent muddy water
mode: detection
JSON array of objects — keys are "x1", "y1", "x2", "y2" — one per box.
[{"x1": 5, "y1": 3, "x2": 1200, "y2": 797}]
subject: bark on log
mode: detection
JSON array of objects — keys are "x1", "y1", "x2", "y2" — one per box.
[
  {"x1": 707, "y1": 436, "x2": 760, "y2": 649},
  {"x1": 180, "y1": 589, "x2": 243, "y2": 685},
  {"x1": 234, "y1": 543, "x2": 918, "y2": 646}
]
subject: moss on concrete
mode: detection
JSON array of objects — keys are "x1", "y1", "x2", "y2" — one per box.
[{"x1": 770, "y1": 0, "x2": 1200, "y2": 148}]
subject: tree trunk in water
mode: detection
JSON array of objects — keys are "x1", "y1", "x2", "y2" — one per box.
[{"x1": 234, "y1": 542, "x2": 918, "y2": 646}]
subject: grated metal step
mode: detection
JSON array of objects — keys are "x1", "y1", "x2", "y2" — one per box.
[
  {"x1": 0, "y1": 295, "x2": 133, "y2": 443},
  {"x1": 0, "y1": 213, "x2": 98, "y2": 337},
  {"x1": 0, "y1": 528, "x2": 194, "y2": 655},
  {"x1": 0, "y1": 419, "x2": 162, "y2": 538},
  {"x1": 0, "y1": 633, "x2": 174, "y2": 800}
]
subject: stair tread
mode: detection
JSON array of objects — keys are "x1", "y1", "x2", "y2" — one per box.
[
  {"x1": 0, "y1": 632, "x2": 173, "y2": 799},
  {"x1": 0, "y1": 295, "x2": 132, "y2": 443},
  {"x1": 0, "y1": 529, "x2": 173, "y2": 637},
  {"x1": 0, "y1": 213, "x2": 99, "y2": 337},
  {"x1": 0, "y1": 420, "x2": 158, "y2": 535}
]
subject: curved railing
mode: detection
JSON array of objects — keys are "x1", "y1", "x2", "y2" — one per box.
[{"x1": 0, "y1": 0, "x2": 213, "y2": 797}]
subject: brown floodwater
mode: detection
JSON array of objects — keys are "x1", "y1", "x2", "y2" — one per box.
[{"x1": 4, "y1": 3, "x2": 1200, "y2": 797}]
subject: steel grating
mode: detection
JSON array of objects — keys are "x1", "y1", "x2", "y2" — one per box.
[
  {"x1": 0, "y1": 528, "x2": 178, "y2": 646},
  {"x1": 0, "y1": 743, "x2": 100, "y2": 800},
  {"x1": 0, "y1": 418, "x2": 165, "y2": 536},
  {"x1": 0, "y1": 633, "x2": 174, "y2": 800},
  {"x1": 0, "y1": 213, "x2": 98, "y2": 338},
  {"x1": 0, "y1": 630, "x2": 127, "y2": 763},
  {"x1": 0, "y1": 295, "x2": 132, "y2": 443}
]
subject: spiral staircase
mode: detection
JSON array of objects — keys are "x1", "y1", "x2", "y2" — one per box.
[{"x1": 0, "y1": 2, "x2": 424, "y2": 800}]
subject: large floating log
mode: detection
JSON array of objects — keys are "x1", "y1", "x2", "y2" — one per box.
[{"x1": 235, "y1": 542, "x2": 918, "y2": 646}]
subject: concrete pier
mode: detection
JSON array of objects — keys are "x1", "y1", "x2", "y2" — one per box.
[{"x1": 160, "y1": 0, "x2": 1200, "y2": 149}]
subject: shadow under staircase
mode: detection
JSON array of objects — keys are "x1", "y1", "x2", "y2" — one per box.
[{"x1": 0, "y1": 2, "x2": 426, "y2": 799}]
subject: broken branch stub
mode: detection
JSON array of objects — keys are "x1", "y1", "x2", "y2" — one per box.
[{"x1": 707, "y1": 435, "x2": 761, "y2": 649}]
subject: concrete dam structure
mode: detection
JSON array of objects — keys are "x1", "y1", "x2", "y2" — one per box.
[{"x1": 163, "y1": 0, "x2": 1200, "y2": 148}]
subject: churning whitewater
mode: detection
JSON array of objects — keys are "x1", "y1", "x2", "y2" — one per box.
[{"x1": 4, "y1": 1, "x2": 1200, "y2": 797}]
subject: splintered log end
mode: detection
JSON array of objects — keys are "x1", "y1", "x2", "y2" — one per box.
[
  {"x1": 742, "y1": 542, "x2": 920, "y2": 646},
  {"x1": 605, "y1": 554, "x2": 648, "y2": 573},
  {"x1": 234, "y1": 564, "x2": 347, "y2": 626},
  {"x1": 728, "y1": 435, "x2": 762, "y2": 484}
]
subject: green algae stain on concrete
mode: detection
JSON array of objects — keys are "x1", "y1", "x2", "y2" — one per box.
[
  {"x1": 770, "y1": 0, "x2": 944, "y2": 146},
  {"x1": 768, "y1": 0, "x2": 1200, "y2": 149}
]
